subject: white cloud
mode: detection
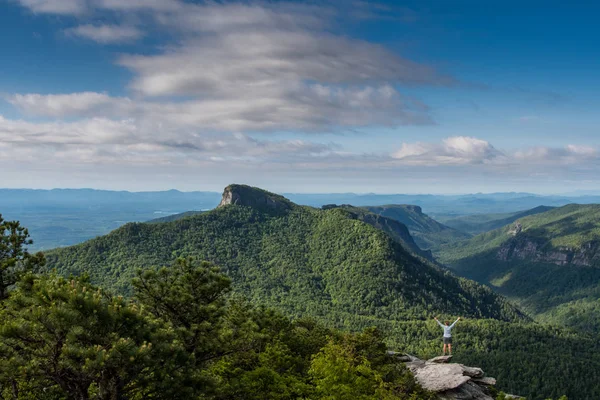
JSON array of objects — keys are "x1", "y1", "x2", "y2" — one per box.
[
  {"x1": 514, "y1": 145, "x2": 598, "y2": 164},
  {"x1": 393, "y1": 136, "x2": 506, "y2": 165},
  {"x1": 15, "y1": 0, "x2": 87, "y2": 15},
  {"x1": 65, "y1": 24, "x2": 144, "y2": 44},
  {"x1": 8, "y1": 92, "x2": 133, "y2": 117},
  {"x1": 393, "y1": 137, "x2": 600, "y2": 167}
]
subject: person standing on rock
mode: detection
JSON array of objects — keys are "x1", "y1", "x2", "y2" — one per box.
[{"x1": 434, "y1": 316, "x2": 460, "y2": 355}]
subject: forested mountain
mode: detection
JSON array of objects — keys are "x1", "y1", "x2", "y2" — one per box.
[
  {"x1": 46, "y1": 185, "x2": 523, "y2": 324},
  {"x1": 38, "y1": 189, "x2": 600, "y2": 399},
  {"x1": 363, "y1": 204, "x2": 471, "y2": 250},
  {"x1": 146, "y1": 210, "x2": 204, "y2": 223},
  {"x1": 2, "y1": 209, "x2": 597, "y2": 399},
  {"x1": 438, "y1": 204, "x2": 600, "y2": 332},
  {"x1": 440, "y1": 206, "x2": 555, "y2": 235}
]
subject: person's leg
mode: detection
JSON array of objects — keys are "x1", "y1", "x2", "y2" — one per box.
[
  {"x1": 442, "y1": 343, "x2": 447, "y2": 355},
  {"x1": 448, "y1": 343, "x2": 452, "y2": 355}
]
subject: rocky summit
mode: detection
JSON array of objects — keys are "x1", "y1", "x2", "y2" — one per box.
[{"x1": 389, "y1": 352, "x2": 522, "y2": 400}]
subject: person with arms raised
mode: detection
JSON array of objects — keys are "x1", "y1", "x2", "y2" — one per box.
[{"x1": 434, "y1": 316, "x2": 460, "y2": 355}]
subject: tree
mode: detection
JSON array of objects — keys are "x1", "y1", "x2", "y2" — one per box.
[
  {"x1": 132, "y1": 257, "x2": 231, "y2": 361},
  {"x1": 0, "y1": 273, "x2": 191, "y2": 400},
  {"x1": 0, "y1": 215, "x2": 45, "y2": 301}
]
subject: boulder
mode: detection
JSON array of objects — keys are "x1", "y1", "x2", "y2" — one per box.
[
  {"x1": 428, "y1": 355, "x2": 453, "y2": 363},
  {"x1": 392, "y1": 353, "x2": 518, "y2": 400},
  {"x1": 437, "y1": 381, "x2": 493, "y2": 400},
  {"x1": 411, "y1": 363, "x2": 471, "y2": 392},
  {"x1": 460, "y1": 365, "x2": 485, "y2": 378},
  {"x1": 472, "y1": 377, "x2": 496, "y2": 386}
]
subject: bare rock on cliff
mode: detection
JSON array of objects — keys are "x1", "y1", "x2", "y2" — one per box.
[
  {"x1": 398, "y1": 354, "x2": 521, "y2": 400},
  {"x1": 218, "y1": 184, "x2": 293, "y2": 213}
]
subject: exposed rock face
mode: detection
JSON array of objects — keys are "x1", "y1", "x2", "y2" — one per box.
[
  {"x1": 218, "y1": 184, "x2": 293, "y2": 212},
  {"x1": 398, "y1": 354, "x2": 522, "y2": 400},
  {"x1": 496, "y1": 231, "x2": 600, "y2": 267}
]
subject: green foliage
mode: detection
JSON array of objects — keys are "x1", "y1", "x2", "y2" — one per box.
[
  {"x1": 439, "y1": 206, "x2": 554, "y2": 236},
  {"x1": 0, "y1": 273, "x2": 193, "y2": 399},
  {"x1": 0, "y1": 214, "x2": 45, "y2": 301},
  {"x1": 437, "y1": 204, "x2": 600, "y2": 332},
  {"x1": 363, "y1": 204, "x2": 471, "y2": 251},
  {"x1": 45, "y1": 202, "x2": 524, "y2": 324}
]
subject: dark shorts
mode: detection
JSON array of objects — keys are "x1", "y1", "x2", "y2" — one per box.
[{"x1": 443, "y1": 337, "x2": 452, "y2": 344}]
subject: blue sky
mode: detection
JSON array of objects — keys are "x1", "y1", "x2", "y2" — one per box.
[{"x1": 1, "y1": 0, "x2": 599, "y2": 193}]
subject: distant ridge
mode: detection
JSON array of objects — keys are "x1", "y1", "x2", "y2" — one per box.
[{"x1": 363, "y1": 204, "x2": 471, "y2": 250}]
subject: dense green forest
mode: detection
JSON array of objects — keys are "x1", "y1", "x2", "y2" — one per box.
[
  {"x1": 363, "y1": 204, "x2": 471, "y2": 251},
  {"x1": 45, "y1": 190, "x2": 524, "y2": 323},
  {"x1": 0, "y1": 218, "x2": 434, "y2": 399},
  {"x1": 0, "y1": 210, "x2": 584, "y2": 399},
  {"x1": 438, "y1": 204, "x2": 600, "y2": 332},
  {"x1": 438, "y1": 206, "x2": 554, "y2": 236}
]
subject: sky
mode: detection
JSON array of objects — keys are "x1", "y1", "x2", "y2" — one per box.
[{"x1": 1, "y1": 0, "x2": 599, "y2": 194}]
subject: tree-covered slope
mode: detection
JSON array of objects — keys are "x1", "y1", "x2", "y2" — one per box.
[
  {"x1": 46, "y1": 185, "x2": 524, "y2": 324},
  {"x1": 438, "y1": 204, "x2": 600, "y2": 331},
  {"x1": 146, "y1": 210, "x2": 204, "y2": 223},
  {"x1": 363, "y1": 204, "x2": 471, "y2": 250},
  {"x1": 439, "y1": 205, "x2": 555, "y2": 235}
]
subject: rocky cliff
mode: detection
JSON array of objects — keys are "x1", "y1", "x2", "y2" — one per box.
[
  {"x1": 218, "y1": 184, "x2": 293, "y2": 213},
  {"x1": 497, "y1": 223, "x2": 600, "y2": 267},
  {"x1": 389, "y1": 353, "x2": 522, "y2": 400}
]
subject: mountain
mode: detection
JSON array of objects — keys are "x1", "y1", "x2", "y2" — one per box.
[
  {"x1": 46, "y1": 184, "x2": 523, "y2": 324},
  {"x1": 146, "y1": 210, "x2": 204, "y2": 223},
  {"x1": 362, "y1": 204, "x2": 471, "y2": 250},
  {"x1": 39, "y1": 186, "x2": 600, "y2": 399},
  {"x1": 322, "y1": 204, "x2": 434, "y2": 260},
  {"x1": 438, "y1": 204, "x2": 600, "y2": 332},
  {"x1": 440, "y1": 205, "x2": 555, "y2": 235}
]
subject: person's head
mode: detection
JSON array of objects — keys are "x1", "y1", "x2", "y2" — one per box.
[{"x1": 444, "y1": 321, "x2": 449, "y2": 326}]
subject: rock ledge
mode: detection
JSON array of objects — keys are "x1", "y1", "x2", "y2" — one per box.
[{"x1": 390, "y1": 353, "x2": 523, "y2": 400}]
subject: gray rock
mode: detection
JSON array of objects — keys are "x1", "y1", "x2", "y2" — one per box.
[
  {"x1": 472, "y1": 377, "x2": 496, "y2": 386},
  {"x1": 397, "y1": 354, "x2": 517, "y2": 400},
  {"x1": 411, "y1": 363, "x2": 471, "y2": 392},
  {"x1": 428, "y1": 355, "x2": 453, "y2": 363},
  {"x1": 437, "y1": 381, "x2": 493, "y2": 400},
  {"x1": 460, "y1": 365, "x2": 485, "y2": 378}
]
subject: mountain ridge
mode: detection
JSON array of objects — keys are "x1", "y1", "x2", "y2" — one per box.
[{"x1": 45, "y1": 184, "x2": 525, "y2": 324}]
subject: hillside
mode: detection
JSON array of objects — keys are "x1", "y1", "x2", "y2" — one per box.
[
  {"x1": 440, "y1": 206, "x2": 555, "y2": 235},
  {"x1": 46, "y1": 184, "x2": 523, "y2": 324},
  {"x1": 363, "y1": 204, "x2": 471, "y2": 250},
  {"x1": 438, "y1": 204, "x2": 600, "y2": 331},
  {"x1": 146, "y1": 210, "x2": 204, "y2": 223},
  {"x1": 38, "y1": 187, "x2": 600, "y2": 399},
  {"x1": 322, "y1": 204, "x2": 434, "y2": 260}
]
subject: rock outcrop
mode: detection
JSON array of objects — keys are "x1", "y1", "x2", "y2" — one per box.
[
  {"x1": 496, "y1": 226, "x2": 600, "y2": 267},
  {"x1": 218, "y1": 184, "x2": 293, "y2": 213},
  {"x1": 390, "y1": 353, "x2": 523, "y2": 400}
]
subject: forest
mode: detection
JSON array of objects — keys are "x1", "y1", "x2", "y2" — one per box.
[{"x1": 0, "y1": 200, "x2": 589, "y2": 399}]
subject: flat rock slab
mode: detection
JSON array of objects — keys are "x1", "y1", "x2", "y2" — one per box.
[
  {"x1": 412, "y1": 363, "x2": 471, "y2": 392},
  {"x1": 460, "y1": 365, "x2": 485, "y2": 378},
  {"x1": 428, "y1": 355, "x2": 453, "y2": 363},
  {"x1": 472, "y1": 377, "x2": 496, "y2": 386}
]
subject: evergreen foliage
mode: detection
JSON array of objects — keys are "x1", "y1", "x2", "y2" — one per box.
[
  {"x1": 45, "y1": 201, "x2": 524, "y2": 323},
  {"x1": 0, "y1": 214, "x2": 45, "y2": 301},
  {"x1": 437, "y1": 204, "x2": 600, "y2": 331},
  {"x1": 0, "y1": 259, "x2": 432, "y2": 400}
]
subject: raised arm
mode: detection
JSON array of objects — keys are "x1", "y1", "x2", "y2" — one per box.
[
  {"x1": 434, "y1": 316, "x2": 445, "y2": 328},
  {"x1": 449, "y1": 317, "x2": 461, "y2": 329}
]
